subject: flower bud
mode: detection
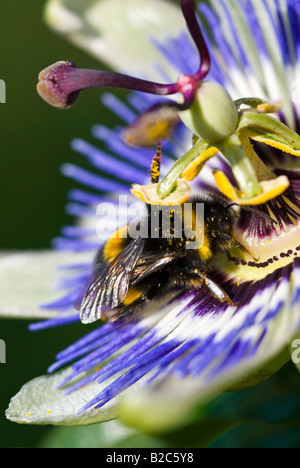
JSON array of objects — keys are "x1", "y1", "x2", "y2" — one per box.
[{"x1": 179, "y1": 81, "x2": 238, "y2": 144}]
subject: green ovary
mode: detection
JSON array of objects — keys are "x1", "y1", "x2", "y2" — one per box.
[{"x1": 179, "y1": 81, "x2": 239, "y2": 144}]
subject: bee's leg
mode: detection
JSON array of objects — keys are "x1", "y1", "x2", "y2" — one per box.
[
  {"x1": 176, "y1": 268, "x2": 238, "y2": 306},
  {"x1": 201, "y1": 275, "x2": 238, "y2": 306},
  {"x1": 212, "y1": 231, "x2": 259, "y2": 262},
  {"x1": 230, "y1": 238, "x2": 259, "y2": 262}
]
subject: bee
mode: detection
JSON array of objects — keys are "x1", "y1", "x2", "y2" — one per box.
[{"x1": 79, "y1": 143, "x2": 262, "y2": 325}]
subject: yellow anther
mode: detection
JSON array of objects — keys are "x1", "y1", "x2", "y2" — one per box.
[
  {"x1": 256, "y1": 101, "x2": 283, "y2": 114},
  {"x1": 124, "y1": 106, "x2": 179, "y2": 147},
  {"x1": 213, "y1": 170, "x2": 290, "y2": 205},
  {"x1": 250, "y1": 133, "x2": 300, "y2": 156},
  {"x1": 131, "y1": 180, "x2": 190, "y2": 205},
  {"x1": 181, "y1": 146, "x2": 219, "y2": 181}
]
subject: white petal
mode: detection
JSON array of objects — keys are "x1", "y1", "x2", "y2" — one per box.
[
  {"x1": 6, "y1": 368, "x2": 117, "y2": 426},
  {"x1": 0, "y1": 251, "x2": 92, "y2": 319},
  {"x1": 44, "y1": 0, "x2": 186, "y2": 79}
]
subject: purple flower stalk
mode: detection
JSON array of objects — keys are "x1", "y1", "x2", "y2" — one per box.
[{"x1": 37, "y1": 0, "x2": 210, "y2": 111}]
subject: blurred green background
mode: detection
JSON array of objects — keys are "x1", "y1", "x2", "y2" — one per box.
[{"x1": 0, "y1": 0, "x2": 299, "y2": 448}]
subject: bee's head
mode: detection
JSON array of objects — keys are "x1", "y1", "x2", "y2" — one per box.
[
  {"x1": 205, "y1": 198, "x2": 278, "y2": 239},
  {"x1": 205, "y1": 200, "x2": 235, "y2": 236}
]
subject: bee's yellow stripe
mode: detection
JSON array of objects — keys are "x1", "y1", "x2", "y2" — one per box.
[
  {"x1": 104, "y1": 225, "x2": 128, "y2": 263},
  {"x1": 198, "y1": 232, "x2": 212, "y2": 261},
  {"x1": 122, "y1": 287, "x2": 142, "y2": 306}
]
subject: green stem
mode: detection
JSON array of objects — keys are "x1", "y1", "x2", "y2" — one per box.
[
  {"x1": 157, "y1": 139, "x2": 209, "y2": 198},
  {"x1": 216, "y1": 134, "x2": 262, "y2": 198}
]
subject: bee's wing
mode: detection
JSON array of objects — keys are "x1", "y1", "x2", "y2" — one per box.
[
  {"x1": 131, "y1": 250, "x2": 186, "y2": 286},
  {"x1": 80, "y1": 237, "x2": 145, "y2": 324}
]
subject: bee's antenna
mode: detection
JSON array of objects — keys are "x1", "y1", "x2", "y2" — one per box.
[
  {"x1": 224, "y1": 202, "x2": 278, "y2": 224},
  {"x1": 224, "y1": 203, "x2": 238, "y2": 211},
  {"x1": 151, "y1": 141, "x2": 162, "y2": 184},
  {"x1": 207, "y1": 191, "x2": 278, "y2": 225}
]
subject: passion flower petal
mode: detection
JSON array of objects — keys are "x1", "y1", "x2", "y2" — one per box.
[
  {"x1": 0, "y1": 251, "x2": 90, "y2": 320},
  {"x1": 6, "y1": 368, "x2": 118, "y2": 426}
]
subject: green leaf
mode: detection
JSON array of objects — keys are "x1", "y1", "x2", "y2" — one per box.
[
  {"x1": 209, "y1": 362, "x2": 300, "y2": 448},
  {"x1": 111, "y1": 418, "x2": 241, "y2": 448}
]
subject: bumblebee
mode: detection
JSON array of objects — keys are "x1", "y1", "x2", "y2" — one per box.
[{"x1": 79, "y1": 145, "x2": 253, "y2": 324}]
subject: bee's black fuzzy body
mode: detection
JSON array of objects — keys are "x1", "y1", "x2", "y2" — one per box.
[{"x1": 79, "y1": 195, "x2": 244, "y2": 324}]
